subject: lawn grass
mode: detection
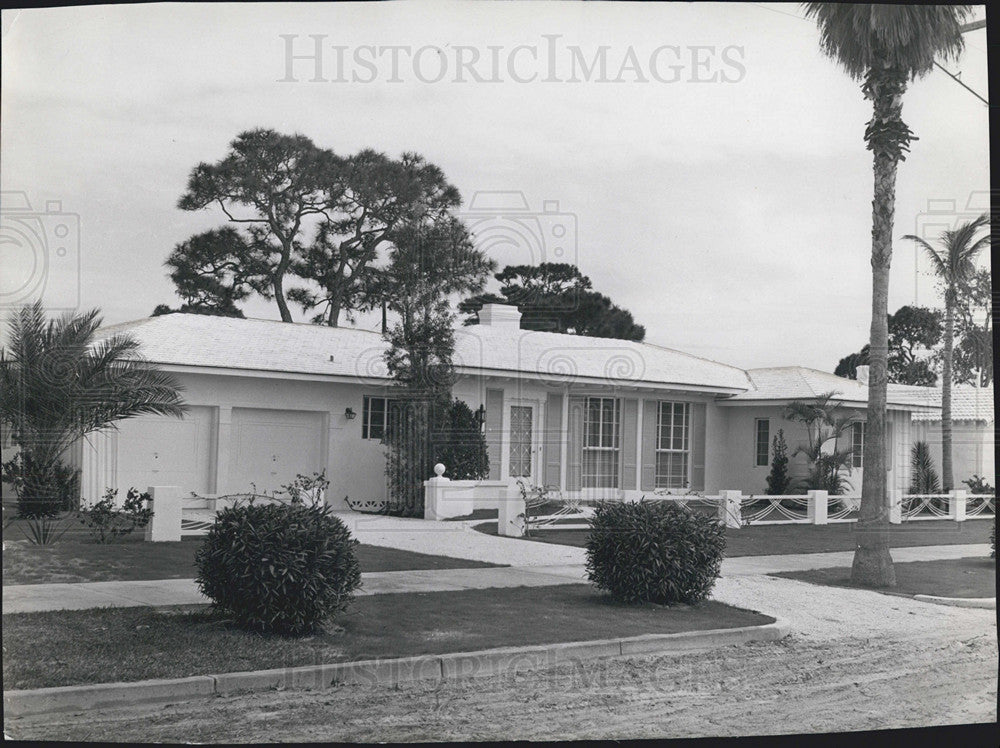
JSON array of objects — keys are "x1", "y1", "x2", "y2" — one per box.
[
  {"x1": 444, "y1": 501, "x2": 584, "y2": 522},
  {"x1": 772, "y1": 556, "x2": 996, "y2": 598},
  {"x1": 472, "y1": 518, "x2": 994, "y2": 557},
  {"x1": 2, "y1": 536, "x2": 503, "y2": 586},
  {"x1": 1, "y1": 584, "x2": 774, "y2": 690}
]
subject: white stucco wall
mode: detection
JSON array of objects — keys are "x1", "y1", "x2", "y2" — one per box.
[
  {"x1": 716, "y1": 404, "x2": 911, "y2": 496},
  {"x1": 79, "y1": 372, "x2": 393, "y2": 509},
  {"x1": 910, "y1": 420, "x2": 995, "y2": 487}
]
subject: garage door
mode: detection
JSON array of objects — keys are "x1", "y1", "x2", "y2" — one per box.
[
  {"x1": 229, "y1": 408, "x2": 325, "y2": 496},
  {"x1": 115, "y1": 406, "x2": 214, "y2": 499}
]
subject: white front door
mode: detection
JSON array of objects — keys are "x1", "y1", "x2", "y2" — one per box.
[{"x1": 505, "y1": 400, "x2": 540, "y2": 484}]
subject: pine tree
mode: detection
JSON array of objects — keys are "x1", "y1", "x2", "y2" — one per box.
[{"x1": 765, "y1": 429, "x2": 791, "y2": 496}]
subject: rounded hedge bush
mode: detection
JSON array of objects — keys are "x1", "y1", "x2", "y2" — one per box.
[
  {"x1": 195, "y1": 500, "x2": 362, "y2": 635},
  {"x1": 585, "y1": 500, "x2": 726, "y2": 605}
]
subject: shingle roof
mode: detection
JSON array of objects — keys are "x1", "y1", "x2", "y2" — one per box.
[
  {"x1": 94, "y1": 313, "x2": 752, "y2": 391},
  {"x1": 907, "y1": 385, "x2": 995, "y2": 423},
  {"x1": 725, "y1": 367, "x2": 941, "y2": 409}
]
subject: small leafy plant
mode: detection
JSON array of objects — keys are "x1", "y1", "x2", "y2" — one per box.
[
  {"x1": 585, "y1": 499, "x2": 726, "y2": 605},
  {"x1": 195, "y1": 498, "x2": 362, "y2": 636},
  {"x1": 513, "y1": 481, "x2": 558, "y2": 537},
  {"x1": 961, "y1": 474, "x2": 994, "y2": 495},
  {"x1": 79, "y1": 487, "x2": 153, "y2": 543},
  {"x1": 279, "y1": 470, "x2": 330, "y2": 505}
]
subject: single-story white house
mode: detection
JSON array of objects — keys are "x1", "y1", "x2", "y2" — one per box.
[{"x1": 67, "y1": 304, "x2": 961, "y2": 509}]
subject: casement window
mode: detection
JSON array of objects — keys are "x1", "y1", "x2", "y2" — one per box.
[
  {"x1": 362, "y1": 396, "x2": 394, "y2": 440},
  {"x1": 655, "y1": 401, "x2": 690, "y2": 489},
  {"x1": 851, "y1": 421, "x2": 892, "y2": 470},
  {"x1": 582, "y1": 397, "x2": 620, "y2": 489},
  {"x1": 754, "y1": 418, "x2": 770, "y2": 467},
  {"x1": 851, "y1": 421, "x2": 865, "y2": 468}
]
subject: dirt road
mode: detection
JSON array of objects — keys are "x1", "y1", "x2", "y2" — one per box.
[{"x1": 6, "y1": 576, "x2": 997, "y2": 742}]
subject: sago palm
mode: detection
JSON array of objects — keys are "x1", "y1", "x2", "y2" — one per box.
[
  {"x1": 902, "y1": 214, "x2": 991, "y2": 491},
  {"x1": 802, "y1": 3, "x2": 972, "y2": 587},
  {"x1": 908, "y1": 440, "x2": 941, "y2": 495},
  {"x1": 0, "y1": 302, "x2": 187, "y2": 516}
]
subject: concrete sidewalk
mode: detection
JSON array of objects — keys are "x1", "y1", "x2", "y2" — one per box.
[{"x1": 3, "y1": 544, "x2": 990, "y2": 614}]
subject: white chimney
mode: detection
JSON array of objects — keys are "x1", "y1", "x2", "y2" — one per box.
[
  {"x1": 478, "y1": 303, "x2": 522, "y2": 329},
  {"x1": 855, "y1": 365, "x2": 869, "y2": 385}
]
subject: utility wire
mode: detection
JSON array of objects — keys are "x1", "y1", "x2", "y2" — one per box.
[{"x1": 932, "y1": 61, "x2": 989, "y2": 106}]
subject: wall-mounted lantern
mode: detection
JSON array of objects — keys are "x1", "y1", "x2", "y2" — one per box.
[
  {"x1": 345, "y1": 407, "x2": 357, "y2": 420},
  {"x1": 474, "y1": 404, "x2": 486, "y2": 430}
]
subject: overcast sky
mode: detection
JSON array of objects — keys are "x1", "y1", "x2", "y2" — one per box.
[{"x1": 1, "y1": 2, "x2": 989, "y2": 372}]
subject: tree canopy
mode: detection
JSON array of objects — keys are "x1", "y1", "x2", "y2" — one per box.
[
  {"x1": 834, "y1": 305, "x2": 942, "y2": 386},
  {"x1": 160, "y1": 130, "x2": 464, "y2": 326},
  {"x1": 459, "y1": 263, "x2": 645, "y2": 341}
]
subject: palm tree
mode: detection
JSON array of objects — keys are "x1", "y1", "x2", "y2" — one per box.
[
  {"x1": 903, "y1": 214, "x2": 991, "y2": 490},
  {"x1": 0, "y1": 302, "x2": 186, "y2": 516},
  {"x1": 802, "y1": 4, "x2": 972, "y2": 587},
  {"x1": 784, "y1": 392, "x2": 856, "y2": 495}
]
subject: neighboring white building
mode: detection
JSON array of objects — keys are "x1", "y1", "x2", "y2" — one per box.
[
  {"x1": 74, "y1": 305, "x2": 948, "y2": 507},
  {"x1": 907, "y1": 384, "x2": 995, "y2": 487}
]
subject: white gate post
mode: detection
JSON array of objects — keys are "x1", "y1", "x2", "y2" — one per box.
[
  {"x1": 423, "y1": 464, "x2": 450, "y2": 521},
  {"x1": 719, "y1": 490, "x2": 743, "y2": 529},
  {"x1": 497, "y1": 481, "x2": 526, "y2": 537},
  {"x1": 888, "y1": 488, "x2": 902, "y2": 525},
  {"x1": 145, "y1": 485, "x2": 181, "y2": 542},
  {"x1": 949, "y1": 489, "x2": 967, "y2": 522},
  {"x1": 807, "y1": 490, "x2": 829, "y2": 525}
]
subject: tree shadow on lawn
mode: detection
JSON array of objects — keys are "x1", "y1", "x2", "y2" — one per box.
[
  {"x1": 472, "y1": 520, "x2": 993, "y2": 557},
  {"x1": 2, "y1": 584, "x2": 774, "y2": 690},
  {"x1": 771, "y1": 556, "x2": 996, "y2": 599},
  {"x1": 2, "y1": 536, "x2": 503, "y2": 586}
]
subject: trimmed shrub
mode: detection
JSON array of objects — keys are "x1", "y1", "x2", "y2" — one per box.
[
  {"x1": 195, "y1": 500, "x2": 362, "y2": 635},
  {"x1": 432, "y1": 399, "x2": 489, "y2": 480},
  {"x1": 585, "y1": 500, "x2": 726, "y2": 605}
]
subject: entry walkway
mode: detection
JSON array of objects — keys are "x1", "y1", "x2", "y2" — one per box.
[{"x1": 3, "y1": 543, "x2": 990, "y2": 614}]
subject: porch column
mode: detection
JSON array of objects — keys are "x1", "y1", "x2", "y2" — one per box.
[
  {"x1": 634, "y1": 396, "x2": 643, "y2": 491},
  {"x1": 213, "y1": 406, "x2": 232, "y2": 495},
  {"x1": 559, "y1": 386, "x2": 569, "y2": 491}
]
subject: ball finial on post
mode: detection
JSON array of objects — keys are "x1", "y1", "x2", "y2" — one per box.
[{"x1": 433, "y1": 463, "x2": 446, "y2": 477}]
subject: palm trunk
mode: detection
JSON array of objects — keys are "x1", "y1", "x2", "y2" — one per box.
[
  {"x1": 941, "y1": 302, "x2": 954, "y2": 491},
  {"x1": 852, "y1": 64, "x2": 905, "y2": 588}
]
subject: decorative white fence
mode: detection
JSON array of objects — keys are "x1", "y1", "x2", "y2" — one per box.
[{"x1": 640, "y1": 489, "x2": 995, "y2": 529}]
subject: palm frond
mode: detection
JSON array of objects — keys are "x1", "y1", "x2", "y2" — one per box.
[{"x1": 802, "y1": 4, "x2": 972, "y2": 81}]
